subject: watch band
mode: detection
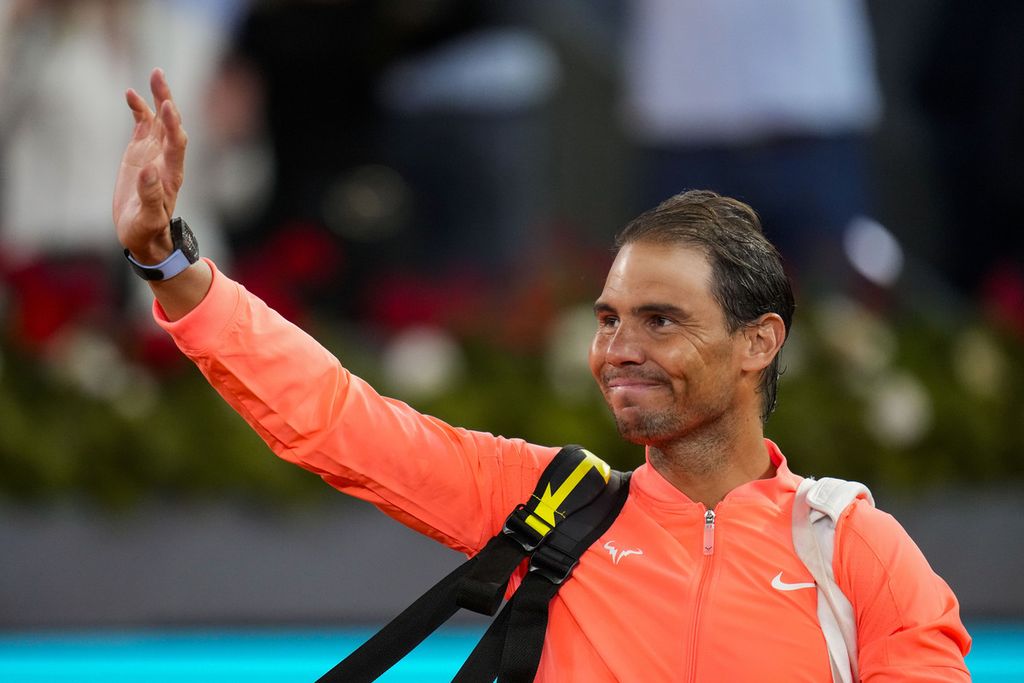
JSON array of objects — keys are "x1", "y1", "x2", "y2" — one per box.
[{"x1": 124, "y1": 217, "x2": 199, "y2": 281}]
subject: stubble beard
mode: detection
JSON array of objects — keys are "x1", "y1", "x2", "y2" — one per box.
[
  {"x1": 611, "y1": 397, "x2": 732, "y2": 477},
  {"x1": 614, "y1": 408, "x2": 685, "y2": 446}
]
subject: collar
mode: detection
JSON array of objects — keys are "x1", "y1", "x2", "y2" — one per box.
[{"x1": 630, "y1": 439, "x2": 802, "y2": 510}]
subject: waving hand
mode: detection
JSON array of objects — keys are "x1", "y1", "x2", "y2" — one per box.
[
  {"x1": 112, "y1": 68, "x2": 210, "y2": 320},
  {"x1": 112, "y1": 68, "x2": 188, "y2": 263}
]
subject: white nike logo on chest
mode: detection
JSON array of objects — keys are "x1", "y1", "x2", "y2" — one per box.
[{"x1": 771, "y1": 572, "x2": 816, "y2": 591}]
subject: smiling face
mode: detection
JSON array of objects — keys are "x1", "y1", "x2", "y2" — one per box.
[{"x1": 589, "y1": 241, "x2": 754, "y2": 446}]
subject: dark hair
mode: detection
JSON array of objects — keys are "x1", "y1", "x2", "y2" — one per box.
[{"x1": 615, "y1": 189, "x2": 795, "y2": 421}]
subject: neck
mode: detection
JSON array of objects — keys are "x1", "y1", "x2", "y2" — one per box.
[{"x1": 646, "y1": 410, "x2": 774, "y2": 508}]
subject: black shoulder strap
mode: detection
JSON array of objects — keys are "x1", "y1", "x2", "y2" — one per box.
[
  {"x1": 456, "y1": 445, "x2": 612, "y2": 616},
  {"x1": 454, "y1": 468, "x2": 632, "y2": 683},
  {"x1": 316, "y1": 445, "x2": 622, "y2": 683}
]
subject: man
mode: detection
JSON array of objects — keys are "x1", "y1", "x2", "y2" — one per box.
[{"x1": 114, "y1": 69, "x2": 971, "y2": 681}]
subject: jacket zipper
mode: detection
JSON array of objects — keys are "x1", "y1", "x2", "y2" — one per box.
[
  {"x1": 687, "y1": 508, "x2": 717, "y2": 683},
  {"x1": 702, "y1": 509, "x2": 716, "y2": 555}
]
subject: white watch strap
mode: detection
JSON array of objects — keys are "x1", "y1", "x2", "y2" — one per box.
[{"x1": 125, "y1": 248, "x2": 193, "y2": 280}]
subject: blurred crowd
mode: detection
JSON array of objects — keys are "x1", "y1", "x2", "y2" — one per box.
[{"x1": 0, "y1": 0, "x2": 1021, "y2": 373}]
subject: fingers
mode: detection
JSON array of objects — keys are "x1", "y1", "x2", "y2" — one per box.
[
  {"x1": 126, "y1": 69, "x2": 174, "y2": 138},
  {"x1": 160, "y1": 99, "x2": 188, "y2": 151},
  {"x1": 150, "y1": 68, "x2": 180, "y2": 149},
  {"x1": 125, "y1": 88, "x2": 152, "y2": 121},
  {"x1": 150, "y1": 67, "x2": 174, "y2": 115},
  {"x1": 123, "y1": 68, "x2": 186, "y2": 207},
  {"x1": 159, "y1": 100, "x2": 188, "y2": 191}
]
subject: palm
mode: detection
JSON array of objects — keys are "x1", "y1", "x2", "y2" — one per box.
[{"x1": 114, "y1": 129, "x2": 168, "y2": 236}]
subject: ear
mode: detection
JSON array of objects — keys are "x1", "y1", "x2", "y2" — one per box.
[{"x1": 738, "y1": 313, "x2": 786, "y2": 375}]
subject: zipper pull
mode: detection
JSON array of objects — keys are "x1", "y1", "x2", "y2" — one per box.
[{"x1": 703, "y1": 509, "x2": 715, "y2": 555}]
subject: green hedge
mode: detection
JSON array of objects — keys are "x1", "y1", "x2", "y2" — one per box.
[{"x1": 1, "y1": 297, "x2": 1021, "y2": 506}]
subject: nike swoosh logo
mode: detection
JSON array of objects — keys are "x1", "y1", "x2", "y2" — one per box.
[{"x1": 771, "y1": 572, "x2": 816, "y2": 591}]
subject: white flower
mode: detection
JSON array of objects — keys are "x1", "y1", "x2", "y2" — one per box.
[
  {"x1": 381, "y1": 326, "x2": 465, "y2": 399},
  {"x1": 815, "y1": 295, "x2": 895, "y2": 379},
  {"x1": 952, "y1": 328, "x2": 1007, "y2": 399},
  {"x1": 864, "y1": 371, "x2": 933, "y2": 448},
  {"x1": 48, "y1": 328, "x2": 129, "y2": 400},
  {"x1": 43, "y1": 327, "x2": 159, "y2": 419}
]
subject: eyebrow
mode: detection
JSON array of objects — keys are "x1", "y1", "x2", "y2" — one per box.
[{"x1": 593, "y1": 302, "x2": 691, "y2": 319}]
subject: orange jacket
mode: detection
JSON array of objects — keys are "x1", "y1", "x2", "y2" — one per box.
[{"x1": 157, "y1": 261, "x2": 971, "y2": 682}]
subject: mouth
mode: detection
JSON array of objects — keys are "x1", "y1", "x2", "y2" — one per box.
[
  {"x1": 606, "y1": 379, "x2": 662, "y2": 389},
  {"x1": 603, "y1": 374, "x2": 667, "y2": 394}
]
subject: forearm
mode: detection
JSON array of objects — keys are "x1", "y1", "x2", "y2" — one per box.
[{"x1": 157, "y1": 262, "x2": 558, "y2": 551}]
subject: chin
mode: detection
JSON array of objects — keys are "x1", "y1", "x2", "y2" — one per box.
[{"x1": 613, "y1": 412, "x2": 681, "y2": 446}]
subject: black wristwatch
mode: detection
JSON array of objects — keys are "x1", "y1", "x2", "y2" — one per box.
[{"x1": 124, "y1": 217, "x2": 200, "y2": 281}]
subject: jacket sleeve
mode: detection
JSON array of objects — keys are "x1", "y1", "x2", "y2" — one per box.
[
  {"x1": 834, "y1": 500, "x2": 972, "y2": 682},
  {"x1": 155, "y1": 260, "x2": 559, "y2": 555}
]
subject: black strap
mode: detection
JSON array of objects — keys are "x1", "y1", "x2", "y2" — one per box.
[
  {"x1": 451, "y1": 600, "x2": 514, "y2": 682},
  {"x1": 316, "y1": 558, "x2": 477, "y2": 683},
  {"x1": 455, "y1": 534, "x2": 531, "y2": 616},
  {"x1": 453, "y1": 469, "x2": 633, "y2": 683},
  {"x1": 456, "y1": 445, "x2": 611, "y2": 616},
  {"x1": 498, "y1": 577, "x2": 561, "y2": 683},
  {"x1": 315, "y1": 445, "x2": 621, "y2": 683},
  {"x1": 499, "y1": 470, "x2": 632, "y2": 683}
]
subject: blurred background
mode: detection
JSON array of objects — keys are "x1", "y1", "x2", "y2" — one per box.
[{"x1": 0, "y1": 0, "x2": 1022, "y2": 679}]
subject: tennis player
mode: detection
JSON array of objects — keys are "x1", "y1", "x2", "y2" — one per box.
[{"x1": 113, "y1": 68, "x2": 971, "y2": 682}]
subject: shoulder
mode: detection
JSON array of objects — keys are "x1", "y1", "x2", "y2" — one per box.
[
  {"x1": 832, "y1": 502, "x2": 972, "y2": 676},
  {"x1": 836, "y1": 499, "x2": 913, "y2": 563},
  {"x1": 833, "y1": 499, "x2": 960, "y2": 631},
  {"x1": 834, "y1": 500, "x2": 934, "y2": 600}
]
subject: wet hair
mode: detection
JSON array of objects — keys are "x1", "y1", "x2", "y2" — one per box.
[{"x1": 615, "y1": 189, "x2": 795, "y2": 421}]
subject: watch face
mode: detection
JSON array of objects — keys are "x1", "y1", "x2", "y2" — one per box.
[{"x1": 171, "y1": 217, "x2": 200, "y2": 263}]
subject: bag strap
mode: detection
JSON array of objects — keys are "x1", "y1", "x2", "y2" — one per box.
[
  {"x1": 453, "y1": 469, "x2": 632, "y2": 683},
  {"x1": 457, "y1": 446, "x2": 612, "y2": 615},
  {"x1": 316, "y1": 557, "x2": 476, "y2": 683},
  {"x1": 499, "y1": 469, "x2": 631, "y2": 682},
  {"x1": 316, "y1": 445, "x2": 614, "y2": 683},
  {"x1": 792, "y1": 477, "x2": 874, "y2": 683}
]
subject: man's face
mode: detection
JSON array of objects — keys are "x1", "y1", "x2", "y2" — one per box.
[{"x1": 589, "y1": 241, "x2": 747, "y2": 446}]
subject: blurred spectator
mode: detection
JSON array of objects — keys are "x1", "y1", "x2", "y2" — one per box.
[
  {"x1": 217, "y1": 0, "x2": 438, "y2": 320},
  {"x1": 221, "y1": 0, "x2": 560, "y2": 322},
  {"x1": 377, "y1": 7, "x2": 560, "y2": 277},
  {"x1": 918, "y1": 0, "x2": 1024, "y2": 336},
  {"x1": 0, "y1": 0, "x2": 232, "y2": 352},
  {"x1": 621, "y1": 0, "x2": 883, "y2": 293}
]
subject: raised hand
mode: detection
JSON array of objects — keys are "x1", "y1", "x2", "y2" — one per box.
[
  {"x1": 112, "y1": 68, "x2": 188, "y2": 264},
  {"x1": 112, "y1": 68, "x2": 211, "y2": 321}
]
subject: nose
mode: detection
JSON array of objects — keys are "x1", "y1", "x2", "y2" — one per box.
[{"x1": 603, "y1": 322, "x2": 645, "y2": 367}]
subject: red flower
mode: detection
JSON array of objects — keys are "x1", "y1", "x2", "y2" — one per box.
[
  {"x1": 981, "y1": 262, "x2": 1024, "y2": 339},
  {"x1": 5, "y1": 257, "x2": 111, "y2": 351},
  {"x1": 233, "y1": 221, "x2": 345, "y2": 325}
]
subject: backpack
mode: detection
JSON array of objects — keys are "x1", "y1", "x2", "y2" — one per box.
[
  {"x1": 318, "y1": 447, "x2": 873, "y2": 683},
  {"x1": 793, "y1": 476, "x2": 875, "y2": 683}
]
